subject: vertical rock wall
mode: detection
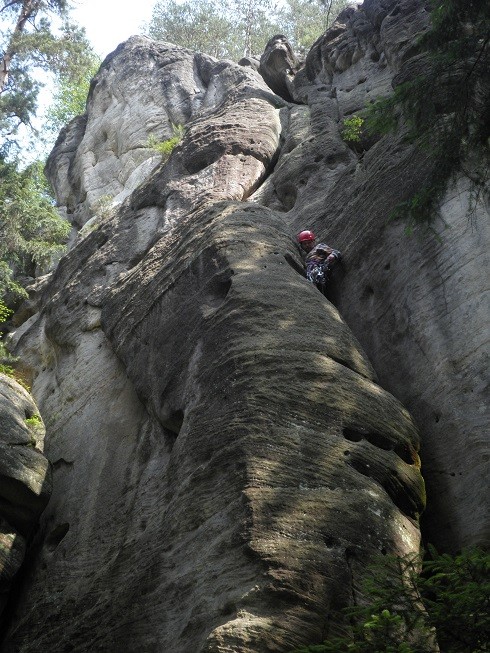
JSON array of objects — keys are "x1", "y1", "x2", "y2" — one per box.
[
  {"x1": 2, "y1": 0, "x2": 487, "y2": 649},
  {"x1": 282, "y1": 0, "x2": 489, "y2": 550}
]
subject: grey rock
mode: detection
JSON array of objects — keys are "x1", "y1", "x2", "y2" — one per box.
[
  {"x1": 2, "y1": 0, "x2": 488, "y2": 649},
  {"x1": 4, "y1": 30, "x2": 424, "y2": 653},
  {"x1": 259, "y1": 34, "x2": 302, "y2": 102},
  {"x1": 0, "y1": 375, "x2": 51, "y2": 619}
]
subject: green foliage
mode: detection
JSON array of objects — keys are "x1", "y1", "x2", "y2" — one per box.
[
  {"x1": 342, "y1": 115, "x2": 364, "y2": 143},
  {"x1": 46, "y1": 52, "x2": 100, "y2": 135},
  {"x1": 146, "y1": 0, "x2": 346, "y2": 59},
  {"x1": 0, "y1": 300, "x2": 13, "y2": 323},
  {"x1": 279, "y1": 0, "x2": 350, "y2": 53},
  {"x1": 0, "y1": 1, "x2": 94, "y2": 156},
  {"x1": 0, "y1": 158, "x2": 70, "y2": 299},
  {"x1": 231, "y1": 0, "x2": 283, "y2": 58},
  {"x1": 420, "y1": 546, "x2": 490, "y2": 652},
  {"x1": 0, "y1": 342, "x2": 28, "y2": 391},
  {"x1": 364, "y1": 0, "x2": 490, "y2": 230},
  {"x1": 146, "y1": 0, "x2": 243, "y2": 59},
  {"x1": 25, "y1": 414, "x2": 42, "y2": 427},
  {"x1": 0, "y1": 1, "x2": 95, "y2": 303},
  {"x1": 0, "y1": 363, "x2": 15, "y2": 377},
  {"x1": 294, "y1": 610, "x2": 419, "y2": 652},
  {"x1": 148, "y1": 124, "x2": 185, "y2": 161},
  {"x1": 290, "y1": 547, "x2": 490, "y2": 653}
]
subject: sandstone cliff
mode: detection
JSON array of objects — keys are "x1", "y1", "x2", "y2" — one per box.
[{"x1": 1, "y1": 0, "x2": 487, "y2": 650}]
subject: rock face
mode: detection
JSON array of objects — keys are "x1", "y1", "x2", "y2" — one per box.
[
  {"x1": 259, "y1": 34, "x2": 302, "y2": 102},
  {"x1": 1, "y1": 0, "x2": 487, "y2": 650},
  {"x1": 0, "y1": 375, "x2": 51, "y2": 617},
  {"x1": 283, "y1": 0, "x2": 489, "y2": 551}
]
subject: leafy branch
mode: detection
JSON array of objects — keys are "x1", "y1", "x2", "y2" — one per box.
[{"x1": 291, "y1": 547, "x2": 490, "y2": 653}]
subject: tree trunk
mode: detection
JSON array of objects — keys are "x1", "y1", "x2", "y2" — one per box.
[{"x1": 0, "y1": 0, "x2": 42, "y2": 93}]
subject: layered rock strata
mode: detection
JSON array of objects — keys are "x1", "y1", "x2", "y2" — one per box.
[
  {"x1": 2, "y1": 0, "x2": 488, "y2": 650},
  {"x1": 1, "y1": 28, "x2": 425, "y2": 653}
]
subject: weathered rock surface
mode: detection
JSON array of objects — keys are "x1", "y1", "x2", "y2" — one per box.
[
  {"x1": 0, "y1": 375, "x2": 51, "y2": 616},
  {"x1": 1, "y1": 0, "x2": 487, "y2": 650},
  {"x1": 259, "y1": 34, "x2": 302, "y2": 102},
  {"x1": 282, "y1": 0, "x2": 488, "y2": 551}
]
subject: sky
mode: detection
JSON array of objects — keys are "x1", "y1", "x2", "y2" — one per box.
[{"x1": 71, "y1": 0, "x2": 157, "y2": 59}]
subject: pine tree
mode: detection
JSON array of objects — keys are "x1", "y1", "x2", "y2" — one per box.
[{"x1": 0, "y1": 1, "x2": 96, "y2": 301}]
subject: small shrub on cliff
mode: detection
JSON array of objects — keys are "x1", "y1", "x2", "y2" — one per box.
[
  {"x1": 148, "y1": 123, "x2": 185, "y2": 162},
  {"x1": 290, "y1": 547, "x2": 490, "y2": 653},
  {"x1": 25, "y1": 414, "x2": 42, "y2": 427},
  {"x1": 0, "y1": 300, "x2": 12, "y2": 323},
  {"x1": 341, "y1": 115, "x2": 364, "y2": 143}
]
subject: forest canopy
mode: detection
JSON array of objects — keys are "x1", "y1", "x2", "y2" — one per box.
[{"x1": 144, "y1": 0, "x2": 350, "y2": 59}]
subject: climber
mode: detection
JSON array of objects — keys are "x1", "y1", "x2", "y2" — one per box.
[{"x1": 297, "y1": 230, "x2": 341, "y2": 294}]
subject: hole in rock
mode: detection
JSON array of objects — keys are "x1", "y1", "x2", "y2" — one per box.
[
  {"x1": 384, "y1": 263, "x2": 391, "y2": 270},
  {"x1": 185, "y1": 147, "x2": 223, "y2": 175},
  {"x1": 52, "y1": 458, "x2": 74, "y2": 471},
  {"x1": 162, "y1": 409, "x2": 184, "y2": 437},
  {"x1": 343, "y1": 428, "x2": 364, "y2": 443},
  {"x1": 365, "y1": 432, "x2": 392, "y2": 451},
  {"x1": 345, "y1": 546, "x2": 357, "y2": 562},
  {"x1": 330, "y1": 356, "x2": 356, "y2": 374},
  {"x1": 348, "y1": 458, "x2": 371, "y2": 477},
  {"x1": 390, "y1": 485, "x2": 418, "y2": 519},
  {"x1": 203, "y1": 277, "x2": 232, "y2": 311},
  {"x1": 277, "y1": 184, "x2": 298, "y2": 211},
  {"x1": 220, "y1": 601, "x2": 237, "y2": 617},
  {"x1": 393, "y1": 443, "x2": 416, "y2": 465},
  {"x1": 46, "y1": 523, "x2": 69, "y2": 551},
  {"x1": 323, "y1": 535, "x2": 339, "y2": 548}
]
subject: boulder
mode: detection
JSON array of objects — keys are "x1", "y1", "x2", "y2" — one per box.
[{"x1": 0, "y1": 375, "x2": 51, "y2": 618}]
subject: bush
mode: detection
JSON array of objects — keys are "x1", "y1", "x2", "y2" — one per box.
[
  {"x1": 290, "y1": 547, "x2": 490, "y2": 653},
  {"x1": 148, "y1": 123, "x2": 185, "y2": 161},
  {"x1": 0, "y1": 300, "x2": 12, "y2": 323},
  {"x1": 341, "y1": 115, "x2": 364, "y2": 143}
]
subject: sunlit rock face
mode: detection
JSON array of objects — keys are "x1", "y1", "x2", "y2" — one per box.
[
  {"x1": 0, "y1": 375, "x2": 51, "y2": 618},
  {"x1": 3, "y1": 31, "x2": 424, "y2": 653},
  {"x1": 2, "y1": 0, "x2": 487, "y2": 650}
]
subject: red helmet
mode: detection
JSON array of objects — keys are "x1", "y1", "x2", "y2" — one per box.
[{"x1": 297, "y1": 230, "x2": 315, "y2": 243}]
